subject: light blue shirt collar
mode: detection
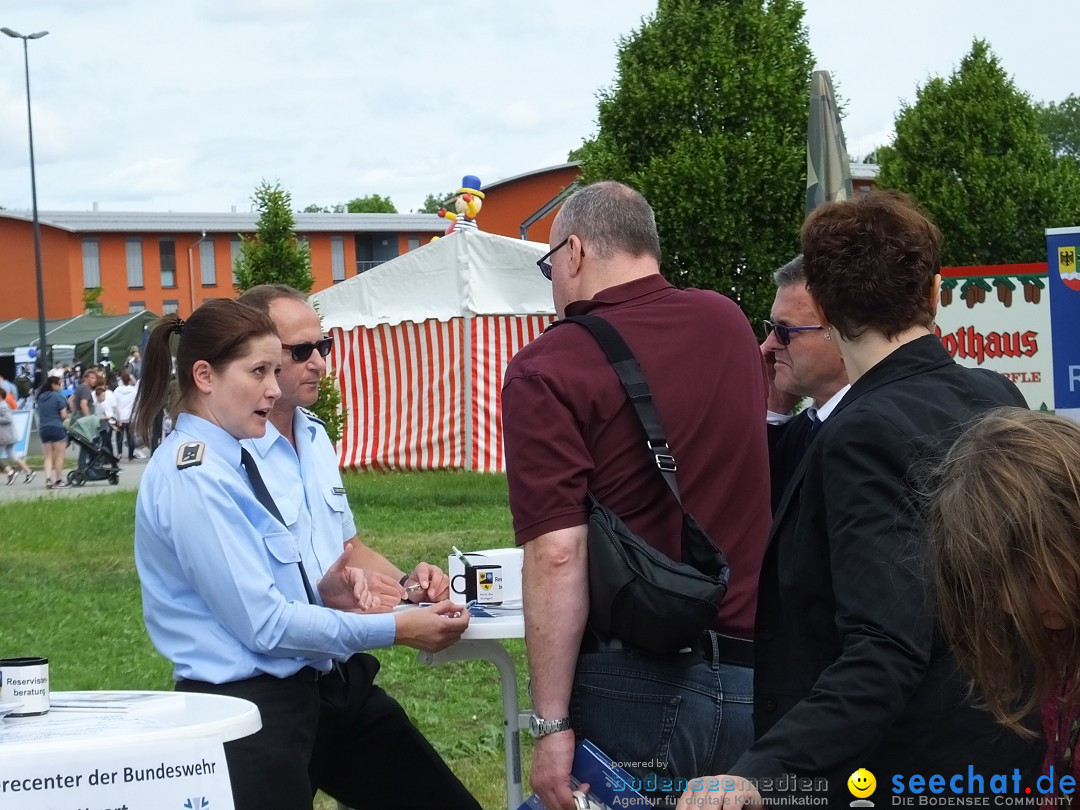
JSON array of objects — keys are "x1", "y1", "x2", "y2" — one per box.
[{"x1": 247, "y1": 409, "x2": 318, "y2": 459}]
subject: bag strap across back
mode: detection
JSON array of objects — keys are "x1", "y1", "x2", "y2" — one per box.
[{"x1": 553, "y1": 314, "x2": 686, "y2": 510}]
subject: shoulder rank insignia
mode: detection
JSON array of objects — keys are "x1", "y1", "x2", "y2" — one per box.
[
  {"x1": 176, "y1": 441, "x2": 206, "y2": 469},
  {"x1": 299, "y1": 407, "x2": 326, "y2": 427}
]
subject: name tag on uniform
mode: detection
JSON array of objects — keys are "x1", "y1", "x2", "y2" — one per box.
[{"x1": 332, "y1": 487, "x2": 346, "y2": 495}]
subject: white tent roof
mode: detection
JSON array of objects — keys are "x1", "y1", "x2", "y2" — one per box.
[{"x1": 312, "y1": 228, "x2": 555, "y2": 330}]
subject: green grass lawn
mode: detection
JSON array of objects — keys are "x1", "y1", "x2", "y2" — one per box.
[{"x1": 0, "y1": 470, "x2": 533, "y2": 809}]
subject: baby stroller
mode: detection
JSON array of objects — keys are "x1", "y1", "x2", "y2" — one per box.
[{"x1": 66, "y1": 415, "x2": 121, "y2": 487}]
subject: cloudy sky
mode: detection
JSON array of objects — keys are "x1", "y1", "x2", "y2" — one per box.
[{"x1": 1, "y1": 0, "x2": 1076, "y2": 215}]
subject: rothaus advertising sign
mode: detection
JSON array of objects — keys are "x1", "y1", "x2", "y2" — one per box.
[{"x1": 934, "y1": 262, "x2": 1052, "y2": 411}]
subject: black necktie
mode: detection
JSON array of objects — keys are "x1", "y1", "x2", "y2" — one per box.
[
  {"x1": 240, "y1": 447, "x2": 345, "y2": 680},
  {"x1": 239, "y1": 446, "x2": 318, "y2": 606}
]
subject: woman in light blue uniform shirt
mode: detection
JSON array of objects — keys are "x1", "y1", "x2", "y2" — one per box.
[{"x1": 131, "y1": 300, "x2": 475, "y2": 810}]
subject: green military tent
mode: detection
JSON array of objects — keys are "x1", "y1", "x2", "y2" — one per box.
[{"x1": 0, "y1": 312, "x2": 158, "y2": 370}]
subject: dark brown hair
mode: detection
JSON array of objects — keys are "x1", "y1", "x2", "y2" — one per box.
[
  {"x1": 927, "y1": 407, "x2": 1080, "y2": 735},
  {"x1": 132, "y1": 299, "x2": 277, "y2": 441},
  {"x1": 236, "y1": 284, "x2": 308, "y2": 316},
  {"x1": 801, "y1": 189, "x2": 942, "y2": 340}
]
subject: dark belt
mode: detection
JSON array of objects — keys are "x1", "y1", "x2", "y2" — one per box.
[
  {"x1": 713, "y1": 634, "x2": 754, "y2": 668},
  {"x1": 580, "y1": 631, "x2": 754, "y2": 668},
  {"x1": 294, "y1": 663, "x2": 346, "y2": 682}
]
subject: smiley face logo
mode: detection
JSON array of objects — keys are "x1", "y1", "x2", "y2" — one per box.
[{"x1": 848, "y1": 768, "x2": 876, "y2": 799}]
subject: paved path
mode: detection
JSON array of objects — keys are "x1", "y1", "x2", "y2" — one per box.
[{"x1": 0, "y1": 446, "x2": 147, "y2": 503}]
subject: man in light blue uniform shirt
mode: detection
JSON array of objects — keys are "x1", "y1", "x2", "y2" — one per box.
[{"x1": 237, "y1": 285, "x2": 479, "y2": 809}]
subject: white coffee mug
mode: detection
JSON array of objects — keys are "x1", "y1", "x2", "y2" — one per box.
[{"x1": 0, "y1": 656, "x2": 50, "y2": 716}]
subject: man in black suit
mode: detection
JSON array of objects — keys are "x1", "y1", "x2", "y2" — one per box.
[
  {"x1": 678, "y1": 191, "x2": 1040, "y2": 808},
  {"x1": 762, "y1": 255, "x2": 848, "y2": 511}
]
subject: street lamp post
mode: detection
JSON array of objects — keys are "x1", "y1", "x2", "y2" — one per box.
[{"x1": 2, "y1": 26, "x2": 50, "y2": 382}]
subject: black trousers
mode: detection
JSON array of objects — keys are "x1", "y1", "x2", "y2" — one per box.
[{"x1": 177, "y1": 654, "x2": 480, "y2": 810}]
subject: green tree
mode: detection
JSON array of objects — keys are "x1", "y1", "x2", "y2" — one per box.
[
  {"x1": 233, "y1": 181, "x2": 314, "y2": 294},
  {"x1": 578, "y1": 0, "x2": 813, "y2": 324},
  {"x1": 345, "y1": 194, "x2": 397, "y2": 213},
  {"x1": 302, "y1": 203, "x2": 345, "y2": 213},
  {"x1": 236, "y1": 182, "x2": 345, "y2": 440},
  {"x1": 877, "y1": 41, "x2": 1080, "y2": 266},
  {"x1": 82, "y1": 286, "x2": 104, "y2": 315},
  {"x1": 416, "y1": 192, "x2": 455, "y2": 214},
  {"x1": 1036, "y1": 93, "x2": 1080, "y2": 160}
]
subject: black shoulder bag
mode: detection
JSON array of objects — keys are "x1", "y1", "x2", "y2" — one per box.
[{"x1": 555, "y1": 314, "x2": 730, "y2": 655}]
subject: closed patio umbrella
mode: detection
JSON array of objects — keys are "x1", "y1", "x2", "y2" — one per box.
[{"x1": 806, "y1": 70, "x2": 853, "y2": 214}]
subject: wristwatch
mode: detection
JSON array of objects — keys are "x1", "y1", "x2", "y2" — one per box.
[{"x1": 529, "y1": 714, "x2": 571, "y2": 739}]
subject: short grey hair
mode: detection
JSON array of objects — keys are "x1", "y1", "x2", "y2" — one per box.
[
  {"x1": 773, "y1": 255, "x2": 806, "y2": 287},
  {"x1": 555, "y1": 181, "x2": 661, "y2": 263}
]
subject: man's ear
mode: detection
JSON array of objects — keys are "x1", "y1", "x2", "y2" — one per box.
[
  {"x1": 566, "y1": 235, "x2": 585, "y2": 279},
  {"x1": 191, "y1": 359, "x2": 214, "y2": 395}
]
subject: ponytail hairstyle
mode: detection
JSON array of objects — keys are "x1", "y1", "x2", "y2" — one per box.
[{"x1": 132, "y1": 299, "x2": 278, "y2": 442}]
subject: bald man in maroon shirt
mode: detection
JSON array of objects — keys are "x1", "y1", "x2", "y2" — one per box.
[{"x1": 503, "y1": 181, "x2": 772, "y2": 810}]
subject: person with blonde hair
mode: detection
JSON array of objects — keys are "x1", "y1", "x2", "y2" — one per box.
[{"x1": 927, "y1": 406, "x2": 1080, "y2": 793}]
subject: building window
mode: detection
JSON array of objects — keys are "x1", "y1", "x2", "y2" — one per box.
[
  {"x1": 408, "y1": 237, "x2": 420, "y2": 251},
  {"x1": 200, "y1": 239, "x2": 216, "y2": 286},
  {"x1": 230, "y1": 239, "x2": 241, "y2": 284},
  {"x1": 160, "y1": 240, "x2": 177, "y2": 288},
  {"x1": 128, "y1": 301, "x2": 146, "y2": 313},
  {"x1": 162, "y1": 300, "x2": 179, "y2": 315},
  {"x1": 331, "y1": 236, "x2": 345, "y2": 282},
  {"x1": 126, "y1": 239, "x2": 144, "y2": 288},
  {"x1": 82, "y1": 240, "x2": 101, "y2": 288}
]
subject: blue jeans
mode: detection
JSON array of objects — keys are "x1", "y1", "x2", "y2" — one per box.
[{"x1": 570, "y1": 632, "x2": 753, "y2": 808}]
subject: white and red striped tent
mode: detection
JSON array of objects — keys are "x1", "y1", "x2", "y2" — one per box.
[{"x1": 311, "y1": 229, "x2": 555, "y2": 472}]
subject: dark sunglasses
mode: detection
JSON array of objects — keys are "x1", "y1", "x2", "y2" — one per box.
[
  {"x1": 281, "y1": 337, "x2": 333, "y2": 362},
  {"x1": 536, "y1": 237, "x2": 570, "y2": 280},
  {"x1": 763, "y1": 320, "x2": 824, "y2": 346}
]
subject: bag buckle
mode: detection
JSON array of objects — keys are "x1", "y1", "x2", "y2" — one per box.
[{"x1": 647, "y1": 441, "x2": 677, "y2": 472}]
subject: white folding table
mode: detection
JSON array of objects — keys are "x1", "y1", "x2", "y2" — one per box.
[{"x1": 418, "y1": 610, "x2": 528, "y2": 810}]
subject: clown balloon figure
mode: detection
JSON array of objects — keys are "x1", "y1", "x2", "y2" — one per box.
[{"x1": 438, "y1": 175, "x2": 484, "y2": 234}]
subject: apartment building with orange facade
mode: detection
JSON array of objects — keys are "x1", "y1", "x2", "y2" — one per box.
[
  {"x1": 0, "y1": 210, "x2": 447, "y2": 320},
  {"x1": 0, "y1": 160, "x2": 876, "y2": 321}
]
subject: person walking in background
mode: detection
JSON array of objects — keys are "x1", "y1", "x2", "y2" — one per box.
[
  {"x1": 70, "y1": 368, "x2": 96, "y2": 418},
  {"x1": 36, "y1": 373, "x2": 69, "y2": 489},
  {"x1": 927, "y1": 407, "x2": 1080, "y2": 798},
  {"x1": 126, "y1": 345, "x2": 142, "y2": 380},
  {"x1": 112, "y1": 371, "x2": 137, "y2": 460},
  {"x1": 0, "y1": 388, "x2": 34, "y2": 484},
  {"x1": 0, "y1": 372, "x2": 17, "y2": 401}
]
